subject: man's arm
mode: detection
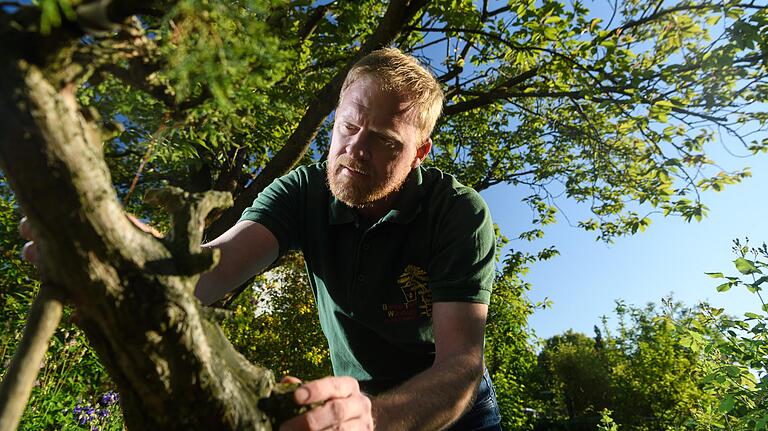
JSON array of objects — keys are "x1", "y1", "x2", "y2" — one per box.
[
  {"x1": 196, "y1": 220, "x2": 279, "y2": 305},
  {"x1": 371, "y1": 301, "x2": 487, "y2": 429},
  {"x1": 21, "y1": 215, "x2": 279, "y2": 306},
  {"x1": 281, "y1": 301, "x2": 487, "y2": 431}
]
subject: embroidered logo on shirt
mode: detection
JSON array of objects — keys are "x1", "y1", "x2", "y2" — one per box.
[{"x1": 382, "y1": 265, "x2": 432, "y2": 322}]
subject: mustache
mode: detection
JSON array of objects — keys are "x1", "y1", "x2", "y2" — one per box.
[{"x1": 335, "y1": 155, "x2": 370, "y2": 175}]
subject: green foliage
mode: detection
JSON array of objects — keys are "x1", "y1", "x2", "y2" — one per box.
[
  {"x1": 532, "y1": 301, "x2": 714, "y2": 430},
  {"x1": 221, "y1": 252, "x2": 331, "y2": 380},
  {"x1": 37, "y1": 0, "x2": 76, "y2": 35},
  {"x1": 65, "y1": 0, "x2": 768, "y2": 246},
  {"x1": 678, "y1": 239, "x2": 768, "y2": 430},
  {"x1": 598, "y1": 409, "x2": 620, "y2": 431},
  {"x1": 484, "y1": 267, "x2": 539, "y2": 429},
  {"x1": 482, "y1": 227, "x2": 555, "y2": 429},
  {"x1": 607, "y1": 300, "x2": 710, "y2": 430},
  {"x1": 535, "y1": 331, "x2": 611, "y2": 421}
]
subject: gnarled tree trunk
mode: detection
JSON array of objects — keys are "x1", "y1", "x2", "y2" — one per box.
[{"x1": 0, "y1": 2, "x2": 282, "y2": 429}]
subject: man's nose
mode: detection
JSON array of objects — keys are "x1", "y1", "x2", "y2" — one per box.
[{"x1": 345, "y1": 131, "x2": 370, "y2": 160}]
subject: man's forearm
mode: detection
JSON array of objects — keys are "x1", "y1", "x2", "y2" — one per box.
[
  {"x1": 371, "y1": 355, "x2": 483, "y2": 431},
  {"x1": 194, "y1": 221, "x2": 279, "y2": 305}
]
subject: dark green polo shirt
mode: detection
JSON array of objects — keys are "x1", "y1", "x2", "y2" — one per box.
[{"x1": 240, "y1": 162, "x2": 495, "y2": 393}]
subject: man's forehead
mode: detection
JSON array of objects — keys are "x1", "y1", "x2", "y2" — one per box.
[
  {"x1": 338, "y1": 102, "x2": 418, "y2": 138},
  {"x1": 337, "y1": 109, "x2": 404, "y2": 141},
  {"x1": 343, "y1": 75, "x2": 417, "y2": 110},
  {"x1": 338, "y1": 95, "x2": 419, "y2": 130}
]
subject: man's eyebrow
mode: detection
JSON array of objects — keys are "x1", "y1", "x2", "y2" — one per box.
[
  {"x1": 369, "y1": 128, "x2": 403, "y2": 144},
  {"x1": 336, "y1": 112, "x2": 357, "y2": 123}
]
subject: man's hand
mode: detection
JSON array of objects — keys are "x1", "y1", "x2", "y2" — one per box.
[
  {"x1": 19, "y1": 217, "x2": 40, "y2": 266},
  {"x1": 280, "y1": 376, "x2": 373, "y2": 431}
]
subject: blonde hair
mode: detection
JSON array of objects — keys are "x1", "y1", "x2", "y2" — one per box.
[{"x1": 340, "y1": 48, "x2": 444, "y2": 140}]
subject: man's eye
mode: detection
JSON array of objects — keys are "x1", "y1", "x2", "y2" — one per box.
[
  {"x1": 343, "y1": 123, "x2": 358, "y2": 131},
  {"x1": 383, "y1": 140, "x2": 401, "y2": 152}
]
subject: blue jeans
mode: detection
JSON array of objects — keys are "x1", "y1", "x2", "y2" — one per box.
[{"x1": 444, "y1": 370, "x2": 503, "y2": 431}]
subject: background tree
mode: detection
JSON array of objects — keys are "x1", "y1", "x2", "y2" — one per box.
[
  {"x1": 531, "y1": 301, "x2": 716, "y2": 431},
  {"x1": 1, "y1": 0, "x2": 767, "y2": 429},
  {"x1": 535, "y1": 330, "x2": 611, "y2": 423},
  {"x1": 680, "y1": 239, "x2": 768, "y2": 430},
  {"x1": 221, "y1": 252, "x2": 332, "y2": 382}
]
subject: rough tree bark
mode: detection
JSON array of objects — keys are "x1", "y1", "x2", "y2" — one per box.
[{"x1": 0, "y1": 2, "x2": 294, "y2": 429}]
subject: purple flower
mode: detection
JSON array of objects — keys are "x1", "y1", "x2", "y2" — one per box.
[
  {"x1": 72, "y1": 403, "x2": 92, "y2": 425},
  {"x1": 97, "y1": 408, "x2": 109, "y2": 418},
  {"x1": 99, "y1": 391, "x2": 119, "y2": 406}
]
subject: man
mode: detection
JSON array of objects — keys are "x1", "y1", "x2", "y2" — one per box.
[{"x1": 23, "y1": 48, "x2": 502, "y2": 430}]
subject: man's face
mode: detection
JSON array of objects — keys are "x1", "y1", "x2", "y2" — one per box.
[{"x1": 327, "y1": 75, "x2": 430, "y2": 208}]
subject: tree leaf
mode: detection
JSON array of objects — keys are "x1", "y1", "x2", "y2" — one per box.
[
  {"x1": 718, "y1": 394, "x2": 735, "y2": 413},
  {"x1": 734, "y1": 257, "x2": 762, "y2": 275},
  {"x1": 716, "y1": 282, "x2": 732, "y2": 292}
]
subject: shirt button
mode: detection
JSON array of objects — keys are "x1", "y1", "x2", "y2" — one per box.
[
  {"x1": 357, "y1": 274, "x2": 365, "y2": 282},
  {"x1": 362, "y1": 243, "x2": 371, "y2": 251}
]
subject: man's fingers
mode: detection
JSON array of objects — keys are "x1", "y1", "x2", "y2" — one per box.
[
  {"x1": 294, "y1": 376, "x2": 359, "y2": 405},
  {"x1": 18, "y1": 217, "x2": 34, "y2": 241},
  {"x1": 21, "y1": 241, "x2": 38, "y2": 265},
  {"x1": 281, "y1": 376, "x2": 303, "y2": 384},
  {"x1": 279, "y1": 396, "x2": 372, "y2": 431}
]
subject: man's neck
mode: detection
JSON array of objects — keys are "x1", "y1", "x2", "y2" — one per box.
[{"x1": 356, "y1": 191, "x2": 399, "y2": 223}]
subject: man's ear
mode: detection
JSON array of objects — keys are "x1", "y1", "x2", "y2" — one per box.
[{"x1": 412, "y1": 138, "x2": 432, "y2": 168}]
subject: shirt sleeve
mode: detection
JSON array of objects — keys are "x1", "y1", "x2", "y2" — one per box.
[
  {"x1": 238, "y1": 167, "x2": 305, "y2": 257},
  {"x1": 427, "y1": 188, "x2": 496, "y2": 304}
]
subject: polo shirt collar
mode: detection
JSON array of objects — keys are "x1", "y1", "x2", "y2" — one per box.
[
  {"x1": 381, "y1": 166, "x2": 424, "y2": 224},
  {"x1": 328, "y1": 167, "x2": 425, "y2": 226}
]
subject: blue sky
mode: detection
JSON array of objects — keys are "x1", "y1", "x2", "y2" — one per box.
[{"x1": 482, "y1": 149, "x2": 768, "y2": 340}]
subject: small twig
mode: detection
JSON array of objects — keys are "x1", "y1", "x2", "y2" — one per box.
[
  {"x1": 0, "y1": 283, "x2": 64, "y2": 431},
  {"x1": 123, "y1": 116, "x2": 170, "y2": 205},
  {"x1": 123, "y1": 139, "x2": 156, "y2": 205}
]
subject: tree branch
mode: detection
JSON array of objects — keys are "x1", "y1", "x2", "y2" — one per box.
[
  {"x1": 0, "y1": 0, "x2": 173, "y2": 68},
  {"x1": 0, "y1": 284, "x2": 64, "y2": 431},
  {"x1": 442, "y1": 67, "x2": 540, "y2": 116},
  {"x1": 297, "y1": 2, "x2": 333, "y2": 43}
]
